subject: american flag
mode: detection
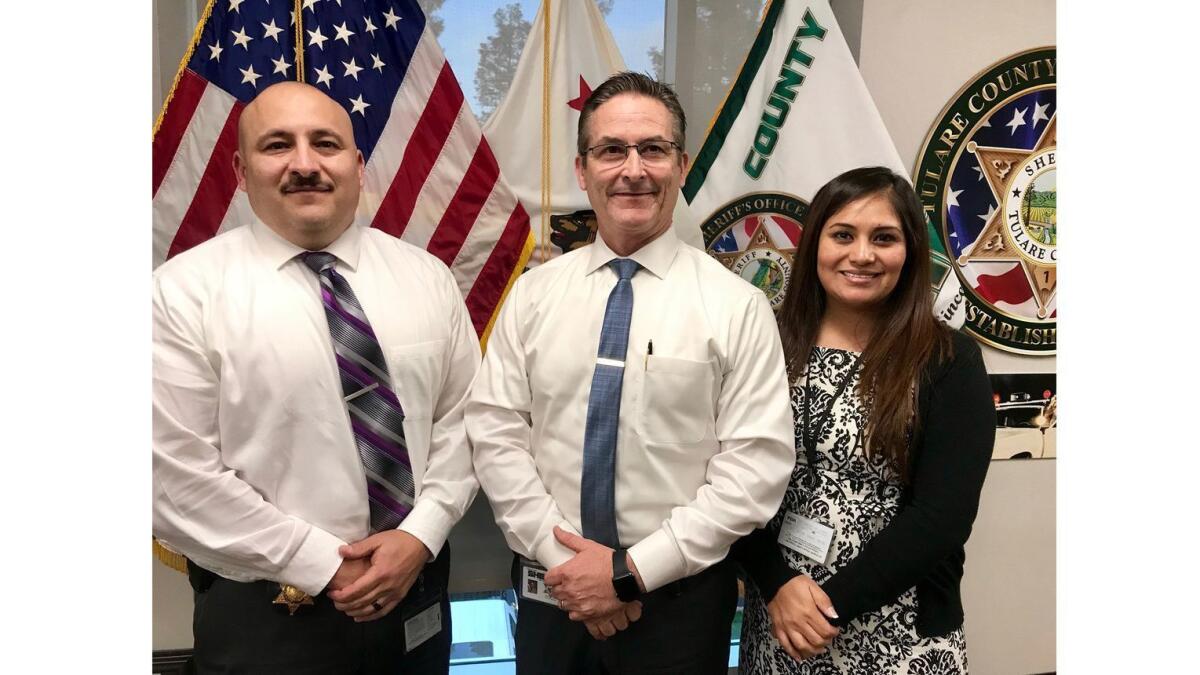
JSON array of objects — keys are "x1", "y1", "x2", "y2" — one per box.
[{"x1": 152, "y1": 0, "x2": 533, "y2": 340}]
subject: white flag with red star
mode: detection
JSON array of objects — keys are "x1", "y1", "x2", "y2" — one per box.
[{"x1": 481, "y1": 0, "x2": 625, "y2": 266}]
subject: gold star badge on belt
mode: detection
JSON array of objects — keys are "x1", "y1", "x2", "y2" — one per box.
[{"x1": 273, "y1": 584, "x2": 314, "y2": 615}]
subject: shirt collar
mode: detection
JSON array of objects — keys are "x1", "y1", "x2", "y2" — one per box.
[
  {"x1": 584, "y1": 227, "x2": 680, "y2": 280},
  {"x1": 250, "y1": 218, "x2": 364, "y2": 272}
]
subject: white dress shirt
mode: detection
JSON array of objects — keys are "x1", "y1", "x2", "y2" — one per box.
[
  {"x1": 153, "y1": 220, "x2": 480, "y2": 595},
  {"x1": 466, "y1": 228, "x2": 793, "y2": 593}
]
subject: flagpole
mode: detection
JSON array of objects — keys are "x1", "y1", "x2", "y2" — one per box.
[
  {"x1": 540, "y1": 0, "x2": 552, "y2": 265},
  {"x1": 294, "y1": 0, "x2": 305, "y2": 82}
]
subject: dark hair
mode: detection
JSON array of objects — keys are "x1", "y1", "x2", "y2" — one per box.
[
  {"x1": 777, "y1": 166, "x2": 952, "y2": 479},
  {"x1": 576, "y1": 71, "x2": 686, "y2": 159}
]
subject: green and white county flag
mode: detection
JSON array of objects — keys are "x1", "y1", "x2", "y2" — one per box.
[{"x1": 681, "y1": 0, "x2": 964, "y2": 326}]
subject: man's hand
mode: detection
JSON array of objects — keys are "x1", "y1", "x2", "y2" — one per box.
[
  {"x1": 327, "y1": 530, "x2": 431, "y2": 622},
  {"x1": 543, "y1": 527, "x2": 623, "y2": 621},
  {"x1": 325, "y1": 557, "x2": 370, "y2": 592},
  {"x1": 767, "y1": 575, "x2": 840, "y2": 661},
  {"x1": 583, "y1": 600, "x2": 643, "y2": 640}
]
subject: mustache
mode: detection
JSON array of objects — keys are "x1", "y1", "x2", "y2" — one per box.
[
  {"x1": 608, "y1": 183, "x2": 659, "y2": 196},
  {"x1": 281, "y1": 173, "x2": 332, "y2": 193}
]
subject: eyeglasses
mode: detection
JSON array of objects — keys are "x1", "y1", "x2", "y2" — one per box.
[{"x1": 583, "y1": 140, "x2": 681, "y2": 166}]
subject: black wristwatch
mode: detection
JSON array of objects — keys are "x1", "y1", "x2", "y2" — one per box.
[{"x1": 612, "y1": 548, "x2": 641, "y2": 602}]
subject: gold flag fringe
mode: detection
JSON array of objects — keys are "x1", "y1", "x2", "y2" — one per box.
[
  {"x1": 153, "y1": 0, "x2": 219, "y2": 139},
  {"x1": 480, "y1": 232, "x2": 536, "y2": 353},
  {"x1": 154, "y1": 538, "x2": 189, "y2": 574}
]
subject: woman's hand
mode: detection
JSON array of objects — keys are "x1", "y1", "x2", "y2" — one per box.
[{"x1": 767, "y1": 575, "x2": 840, "y2": 661}]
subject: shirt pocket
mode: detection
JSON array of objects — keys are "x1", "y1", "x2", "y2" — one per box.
[
  {"x1": 386, "y1": 339, "x2": 447, "y2": 420},
  {"x1": 639, "y1": 355, "x2": 715, "y2": 445}
]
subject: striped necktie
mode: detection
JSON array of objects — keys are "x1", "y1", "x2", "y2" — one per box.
[
  {"x1": 580, "y1": 258, "x2": 640, "y2": 548},
  {"x1": 301, "y1": 251, "x2": 414, "y2": 533}
]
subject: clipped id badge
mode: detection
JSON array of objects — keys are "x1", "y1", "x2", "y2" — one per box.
[
  {"x1": 403, "y1": 594, "x2": 442, "y2": 653},
  {"x1": 778, "y1": 511, "x2": 834, "y2": 564},
  {"x1": 520, "y1": 560, "x2": 559, "y2": 607}
]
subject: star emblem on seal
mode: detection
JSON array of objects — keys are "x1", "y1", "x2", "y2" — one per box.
[
  {"x1": 702, "y1": 193, "x2": 806, "y2": 310},
  {"x1": 957, "y1": 115, "x2": 1057, "y2": 318},
  {"x1": 711, "y1": 217, "x2": 796, "y2": 308},
  {"x1": 915, "y1": 47, "x2": 1057, "y2": 354}
]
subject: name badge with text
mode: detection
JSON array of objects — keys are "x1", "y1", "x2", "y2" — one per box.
[
  {"x1": 520, "y1": 562, "x2": 559, "y2": 607},
  {"x1": 778, "y1": 512, "x2": 834, "y2": 564}
]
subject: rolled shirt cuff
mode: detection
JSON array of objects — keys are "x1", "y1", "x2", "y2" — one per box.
[{"x1": 627, "y1": 528, "x2": 687, "y2": 593}]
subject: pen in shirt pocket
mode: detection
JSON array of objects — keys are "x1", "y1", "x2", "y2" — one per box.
[{"x1": 644, "y1": 339, "x2": 653, "y2": 369}]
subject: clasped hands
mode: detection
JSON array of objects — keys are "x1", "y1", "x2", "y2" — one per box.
[
  {"x1": 324, "y1": 529, "x2": 431, "y2": 622},
  {"x1": 767, "y1": 575, "x2": 840, "y2": 661},
  {"x1": 543, "y1": 526, "x2": 644, "y2": 640}
]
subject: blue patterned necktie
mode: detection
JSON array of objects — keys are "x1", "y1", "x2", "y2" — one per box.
[
  {"x1": 301, "y1": 252, "x2": 414, "y2": 534},
  {"x1": 580, "y1": 258, "x2": 640, "y2": 548}
]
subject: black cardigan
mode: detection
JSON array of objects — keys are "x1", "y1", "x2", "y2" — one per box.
[{"x1": 731, "y1": 330, "x2": 994, "y2": 638}]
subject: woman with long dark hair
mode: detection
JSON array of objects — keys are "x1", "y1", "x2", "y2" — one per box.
[{"x1": 734, "y1": 167, "x2": 994, "y2": 673}]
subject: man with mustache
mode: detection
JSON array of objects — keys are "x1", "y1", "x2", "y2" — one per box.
[
  {"x1": 467, "y1": 72, "x2": 794, "y2": 674},
  {"x1": 153, "y1": 82, "x2": 479, "y2": 674}
]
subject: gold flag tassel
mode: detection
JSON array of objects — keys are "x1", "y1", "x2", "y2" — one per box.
[{"x1": 153, "y1": 538, "x2": 189, "y2": 574}]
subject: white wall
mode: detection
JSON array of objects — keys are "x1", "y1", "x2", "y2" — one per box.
[
  {"x1": 152, "y1": 0, "x2": 202, "y2": 124},
  {"x1": 153, "y1": 562, "x2": 193, "y2": 650},
  {"x1": 857, "y1": 2, "x2": 1057, "y2": 673}
]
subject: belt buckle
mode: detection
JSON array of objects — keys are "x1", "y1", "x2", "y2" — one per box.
[{"x1": 272, "y1": 584, "x2": 314, "y2": 615}]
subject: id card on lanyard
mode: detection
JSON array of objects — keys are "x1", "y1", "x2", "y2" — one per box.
[{"x1": 777, "y1": 355, "x2": 861, "y2": 564}]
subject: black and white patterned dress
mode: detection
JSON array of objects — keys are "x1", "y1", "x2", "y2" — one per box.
[{"x1": 739, "y1": 347, "x2": 968, "y2": 674}]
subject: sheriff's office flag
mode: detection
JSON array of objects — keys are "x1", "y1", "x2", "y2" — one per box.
[
  {"x1": 153, "y1": 0, "x2": 533, "y2": 341},
  {"x1": 481, "y1": 0, "x2": 625, "y2": 266},
  {"x1": 681, "y1": 0, "x2": 964, "y2": 324}
]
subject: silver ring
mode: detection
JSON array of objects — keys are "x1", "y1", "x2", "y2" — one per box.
[
  {"x1": 557, "y1": 598, "x2": 565, "y2": 610},
  {"x1": 372, "y1": 600, "x2": 384, "y2": 612}
]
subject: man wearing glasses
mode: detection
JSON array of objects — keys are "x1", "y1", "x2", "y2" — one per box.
[{"x1": 467, "y1": 72, "x2": 794, "y2": 674}]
